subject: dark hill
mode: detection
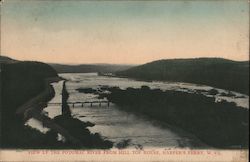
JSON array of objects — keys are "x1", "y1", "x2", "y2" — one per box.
[
  {"x1": 1, "y1": 61, "x2": 58, "y2": 148},
  {"x1": 1, "y1": 61, "x2": 58, "y2": 112},
  {"x1": 50, "y1": 63, "x2": 134, "y2": 74},
  {"x1": 0, "y1": 55, "x2": 17, "y2": 63},
  {"x1": 116, "y1": 58, "x2": 249, "y2": 94}
]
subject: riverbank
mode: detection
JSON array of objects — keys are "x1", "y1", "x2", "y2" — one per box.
[
  {"x1": 14, "y1": 77, "x2": 85, "y2": 148},
  {"x1": 99, "y1": 86, "x2": 248, "y2": 149},
  {"x1": 48, "y1": 80, "x2": 113, "y2": 149},
  {"x1": 16, "y1": 77, "x2": 61, "y2": 117},
  {"x1": 2, "y1": 71, "x2": 113, "y2": 149},
  {"x1": 97, "y1": 73, "x2": 249, "y2": 109},
  {"x1": 1, "y1": 61, "x2": 60, "y2": 148}
]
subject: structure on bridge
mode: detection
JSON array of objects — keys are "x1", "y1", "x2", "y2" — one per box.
[{"x1": 47, "y1": 100, "x2": 110, "y2": 108}]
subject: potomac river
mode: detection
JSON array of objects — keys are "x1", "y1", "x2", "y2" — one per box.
[{"x1": 26, "y1": 73, "x2": 249, "y2": 149}]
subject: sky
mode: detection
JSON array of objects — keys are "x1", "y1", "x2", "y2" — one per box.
[{"x1": 1, "y1": 0, "x2": 249, "y2": 64}]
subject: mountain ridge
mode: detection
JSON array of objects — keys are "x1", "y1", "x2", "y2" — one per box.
[
  {"x1": 116, "y1": 58, "x2": 249, "y2": 94},
  {"x1": 50, "y1": 63, "x2": 134, "y2": 74}
]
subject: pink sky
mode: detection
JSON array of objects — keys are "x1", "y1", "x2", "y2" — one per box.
[{"x1": 1, "y1": 1, "x2": 249, "y2": 64}]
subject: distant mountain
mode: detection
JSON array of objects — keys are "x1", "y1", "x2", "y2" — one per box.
[
  {"x1": 0, "y1": 55, "x2": 17, "y2": 63},
  {"x1": 0, "y1": 55, "x2": 133, "y2": 73},
  {"x1": 50, "y1": 63, "x2": 134, "y2": 74},
  {"x1": 116, "y1": 58, "x2": 249, "y2": 94}
]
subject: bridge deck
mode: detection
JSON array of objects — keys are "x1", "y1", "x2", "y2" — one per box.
[{"x1": 47, "y1": 100, "x2": 110, "y2": 107}]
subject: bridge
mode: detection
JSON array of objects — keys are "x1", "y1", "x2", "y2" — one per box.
[{"x1": 47, "y1": 100, "x2": 110, "y2": 107}]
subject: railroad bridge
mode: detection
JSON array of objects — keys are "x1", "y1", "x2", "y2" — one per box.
[{"x1": 47, "y1": 100, "x2": 110, "y2": 107}]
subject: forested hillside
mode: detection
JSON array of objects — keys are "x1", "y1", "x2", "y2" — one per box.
[{"x1": 116, "y1": 58, "x2": 249, "y2": 94}]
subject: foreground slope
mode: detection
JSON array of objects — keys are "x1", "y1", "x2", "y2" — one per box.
[{"x1": 1, "y1": 61, "x2": 58, "y2": 148}]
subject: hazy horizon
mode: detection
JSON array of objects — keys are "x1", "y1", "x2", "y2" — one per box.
[
  {"x1": 1, "y1": 54, "x2": 249, "y2": 66},
  {"x1": 1, "y1": 0, "x2": 249, "y2": 64}
]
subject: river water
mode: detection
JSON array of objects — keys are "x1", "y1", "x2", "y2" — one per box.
[{"x1": 27, "y1": 73, "x2": 249, "y2": 149}]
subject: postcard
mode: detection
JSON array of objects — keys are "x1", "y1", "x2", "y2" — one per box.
[{"x1": 0, "y1": 0, "x2": 249, "y2": 162}]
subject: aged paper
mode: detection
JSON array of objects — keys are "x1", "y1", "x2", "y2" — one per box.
[{"x1": 0, "y1": 0, "x2": 249, "y2": 162}]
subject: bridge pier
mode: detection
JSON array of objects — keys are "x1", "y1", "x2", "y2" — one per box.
[
  {"x1": 108, "y1": 101, "x2": 110, "y2": 107},
  {"x1": 90, "y1": 102, "x2": 92, "y2": 107},
  {"x1": 81, "y1": 103, "x2": 84, "y2": 107}
]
